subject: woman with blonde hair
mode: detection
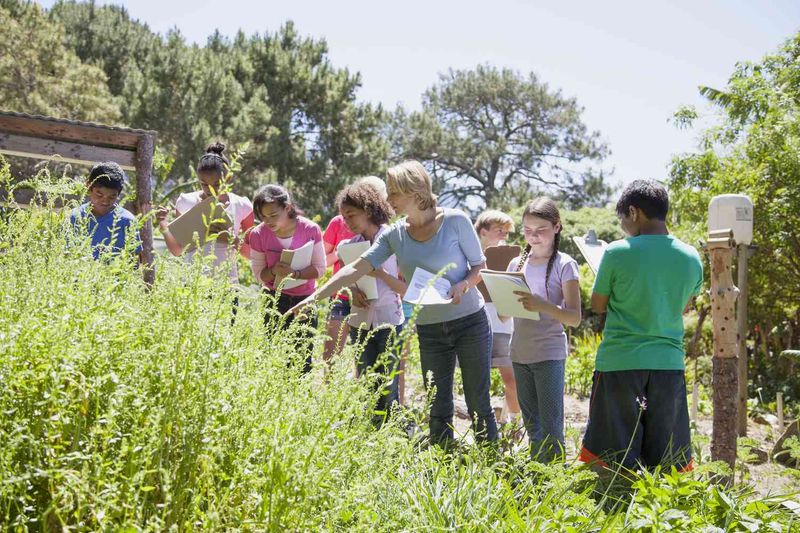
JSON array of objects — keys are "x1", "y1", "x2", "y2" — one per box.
[{"x1": 289, "y1": 160, "x2": 497, "y2": 444}]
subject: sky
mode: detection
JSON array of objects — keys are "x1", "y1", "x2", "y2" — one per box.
[{"x1": 37, "y1": 0, "x2": 800, "y2": 189}]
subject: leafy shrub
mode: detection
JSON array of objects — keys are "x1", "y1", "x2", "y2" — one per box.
[{"x1": 566, "y1": 333, "x2": 601, "y2": 398}]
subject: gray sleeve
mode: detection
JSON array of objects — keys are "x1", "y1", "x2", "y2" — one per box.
[
  {"x1": 361, "y1": 225, "x2": 396, "y2": 269},
  {"x1": 453, "y1": 211, "x2": 486, "y2": 266}
]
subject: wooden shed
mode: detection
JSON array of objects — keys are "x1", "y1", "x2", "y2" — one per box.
[{"x1": 0, "y1": 110, "x2": 157, "y2": 283}]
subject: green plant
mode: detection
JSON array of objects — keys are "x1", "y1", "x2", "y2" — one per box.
[
  {"x1": 1, "y1": 163, "x2": 799, "y2": 530},
  {"x1": 566, "y1": 333, "x2": 601, "y2": 398}
]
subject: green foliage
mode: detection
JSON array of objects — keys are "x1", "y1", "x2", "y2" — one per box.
[
  {"x1": 565, "y1": 333, "x2": 600, "y2": 398},
  {"x1": 393, "y1": 64, "x2": 613, "y2": 211},
  {"x1": 1, "y1": 165, "x2": 798, "y2": 530},
  {"x1": 0, "y1": 2, "x2": 121, "y2": 123},
  {"x1": 669, "y1": 31, "x2": 800, "y2": 401},
  {"x1": 21, "y1": 1, "x2": 391, "y2": 218}
]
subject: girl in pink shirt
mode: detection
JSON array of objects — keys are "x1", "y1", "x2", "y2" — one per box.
[{"x1": 248, "y1": 184, "x2": 326, "y2": 373}]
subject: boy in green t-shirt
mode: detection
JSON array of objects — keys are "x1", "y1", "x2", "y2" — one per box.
[{"x1": 579, "y1": 180, "x2": 703, "y2": 472}]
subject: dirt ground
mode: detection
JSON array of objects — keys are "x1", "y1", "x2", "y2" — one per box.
[{"x1": 401, "y1": 381, "x2": 800, "y2": 499}]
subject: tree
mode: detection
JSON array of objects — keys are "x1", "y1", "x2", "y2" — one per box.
[
  {"x1": 0, "y1": 2, "x2": 120, "y2": 123},
  {"x1": 669, "y1": 31, "x2": 800, "y2": 401},
  {"x1": 393, "y1": 65, "x2": 612, "y2": 210},
  {"x1": 47, "y1": 2, "x2": 390, "y2": 217}
]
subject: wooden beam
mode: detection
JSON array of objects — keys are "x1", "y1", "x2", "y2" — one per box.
[
  {"x1": 135, "y1": 134, "x2": 156, "y2": 286},
  {"x1": 707, "y1": 232, "x2": 740, "y2": 480},
  {"x1": 0, "y1": 113, "x2": 147, "y2": 150},
  {"x1": 0, "y1": 132, "x2": 136, "y2": 170},
  {"x1": 736, "y1": 244, "x2": 751, "y2": 437}
]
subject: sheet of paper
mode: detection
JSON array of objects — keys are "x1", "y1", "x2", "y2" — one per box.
[
  {"x1": 278, "y1": 240, "x2": 314, "y2": 290},
  {"x1": 480, "y1": 270, "x2": 540, "y2": 320},
  {"x1": 167, "y1": 196, "x2": 233, "y2": 248},
  {"x1": 403, "y1": 268, "x2": 452, "y2": 306},
  {"x1": 572, "y1": 231, "x2": 608, "y2": 274},
  {"x1": 337, "y1": 241, "x2": 378, "y2": 300}
]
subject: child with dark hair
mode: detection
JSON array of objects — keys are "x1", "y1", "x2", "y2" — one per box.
[
  {"x1": 580, "y1": 179, "x2": 703, "y2": 472},
  {"x1": 336, "y1": 180, "x2": 406, "y2": 424},
  {"x1": 321, "y1": 177, "x2": 389, "y2": 369},
  {"x1": 507, "y1": 198, "x2": 581, "y2": 461},
  {"x1": 156, "y1": 142, "x2": 254, "y2": 283},
  {"x1": 70, "y1": 161, "x2": 142, "y2": 261},
  {"x1": 248, "y1": 184, "x2": 326, "y2": 373}
]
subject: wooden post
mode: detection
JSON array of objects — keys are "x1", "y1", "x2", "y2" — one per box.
[
  {"x1": 135, "y1": 134, "x2": 155, "y2": 286},
  {"x1": 777, "y1": 392, "x2": 784, "y2": 431},
  {"x1": 706, "y1": 228, "x2": 740, "y2": 478},
  {"x1": 736, "y1": 244, "x2": 749, "y2": 436}
]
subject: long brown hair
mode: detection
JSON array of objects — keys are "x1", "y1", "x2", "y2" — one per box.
[{"x1": 518, "y1": 197, "x2": 562, "y2": 297}]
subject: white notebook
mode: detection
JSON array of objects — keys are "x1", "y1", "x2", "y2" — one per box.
[
  {"x1": 480, "y1": 270, "x2": 540, "y2": 320},
  {"x1": 337, "y1": 241, "x2": 378, "y2": 300},
  {"x1": 277, "y1": 240, "x2": 314, "y2": 290}
]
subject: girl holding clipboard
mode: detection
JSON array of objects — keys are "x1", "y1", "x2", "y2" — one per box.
[{"x1": 508, "y1": 198, "x2": 582, "y2": 462}]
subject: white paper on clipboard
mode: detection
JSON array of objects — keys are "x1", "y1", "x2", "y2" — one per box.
[
  {"x1": 337, "y1": 240, "x2": 378, "y2": 300},
  {"x1": 278, "y1": 240, "x2": 314, "y2": 290},
  {"x1": 480, "y1": 270, "x2": 540, "y2": 320},
  {"x1": 403, "y1": 268, "x2": 452, "y2": 306},
  {"x1": 572, "y1": 230, "x2": 608, "y2": 274}
]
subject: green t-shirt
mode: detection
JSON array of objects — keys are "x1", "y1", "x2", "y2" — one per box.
[{"x1": 593, "y1": 235, "x2": 703, "y2": 372}]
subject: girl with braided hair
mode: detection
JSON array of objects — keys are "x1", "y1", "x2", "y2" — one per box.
[{"x1": 508, "y1": 197, "x2": 582, "y2": 462}]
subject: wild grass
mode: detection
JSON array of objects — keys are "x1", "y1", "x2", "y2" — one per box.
[{"x1": 0, "y1": 165, "x2": 797, "y2": 531}]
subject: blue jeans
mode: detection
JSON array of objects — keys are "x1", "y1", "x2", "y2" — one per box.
[
  {"x1": 416, "y1": 309, "x2": 498, "y2": 443},
  {"x1": 513, "y1": 359, "x2": 565, "y2": 461},
  {"x1": 350, "y1": 324, "x2": 402, "y2": 425}
]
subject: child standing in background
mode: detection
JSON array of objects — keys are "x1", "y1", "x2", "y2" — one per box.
[
  {"x1": 321, "y1": 206, "x2": 355, "y2": 364},
  {"x1": 474, "y1": 210, "x2": 521, "y2": 425},
  {"x1": 508, "y1": 198, "x2": 581, "y2": 461},
  {"x1": 156, "y1": 142, "x2": 254, "y2": 283}
]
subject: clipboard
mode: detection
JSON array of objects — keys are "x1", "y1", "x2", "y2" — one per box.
[
  {"x1": 337, "y1": 241, "x2": 378, "y2": 300},
  {"x1": 277, "y1": 240, "x2": 314, "y2": 290},
  {"x1": 477, "y1": 244, "x2": 521, "y2": 302},
  {"x1": 480, "y1": 269, "x2": 540, "y2": 320},
  {"x1": 572, "y1": 230, "x2": 608, "y2": 274},
  {"x1": 167, "y1": 196, "x2": 232, "y2": 248}
]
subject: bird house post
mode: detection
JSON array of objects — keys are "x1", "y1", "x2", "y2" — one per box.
[{"x1": 706, "y1": 227, "x2": 740, "y2": 477}]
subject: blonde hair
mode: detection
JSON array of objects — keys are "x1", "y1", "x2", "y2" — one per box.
[
  {"x1": 385, "y1": 160, "x2": 437, "y2": 210},
  {"x1": 474, "y1": 209, "x2": 515, "y2": 234}
]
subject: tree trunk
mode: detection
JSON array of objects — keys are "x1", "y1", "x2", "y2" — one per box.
[{"x1": 707, "y1": 230, "x2": 740, "y2": 483}]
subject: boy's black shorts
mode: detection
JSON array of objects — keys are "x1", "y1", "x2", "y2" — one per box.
[{"x1": 580, "y1": 369, "x2": 693, "y2": 472}]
